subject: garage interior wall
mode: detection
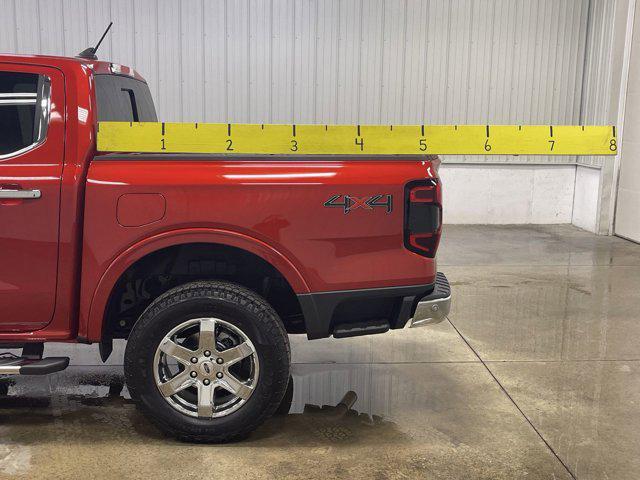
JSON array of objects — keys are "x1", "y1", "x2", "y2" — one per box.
[{"x1": 0, "y1": 0, "x2": 621, "y2": 231}]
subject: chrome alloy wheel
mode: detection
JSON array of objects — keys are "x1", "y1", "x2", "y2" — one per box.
[{"x1": 153, "y1": 318, "x2": 260, "y2": 418}]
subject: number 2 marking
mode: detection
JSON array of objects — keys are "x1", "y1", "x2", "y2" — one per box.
[{"x1": 226, "y1": 139, "x2": 234, "y2": 151}]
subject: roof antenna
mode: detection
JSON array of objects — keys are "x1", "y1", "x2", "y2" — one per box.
[{"x1": 77, "y1": 22, "x2": 113, "y2": 60}]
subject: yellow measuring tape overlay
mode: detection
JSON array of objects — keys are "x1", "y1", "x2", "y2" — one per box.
[{"x1": 97, "y1": 122, "x2": 617, "y2": 156}]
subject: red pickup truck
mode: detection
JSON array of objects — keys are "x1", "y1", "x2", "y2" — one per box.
[{"x1": 0, "y1": 54, "x2": 450, "y2": 442}]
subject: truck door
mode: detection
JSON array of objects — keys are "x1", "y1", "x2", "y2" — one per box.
[{"x1": 0, "y1": 64, "x2": 64, "y2": 331}]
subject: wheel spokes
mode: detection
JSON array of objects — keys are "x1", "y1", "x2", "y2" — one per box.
[
  {"x1": 219, "y1": 372, "x2": 254, "y2": 400},
  {"x1": 155, "y1": 317, "x2": 259, "y2": 418},
  {"x1": 197, "y1": 382, "x2": 214, "y2": 417},
  {"x1": 198, "y1": 318, "x2": 217, "y2": 352},
  {"x1": 217, "y1": 342, "x2": 253, "y2": 365},
  {"x1": 158, "y1": 338, "x2": 196, "y2": 365},
  {"x1": 157, "y1": 370, "x2": 195, "y2": 397}
]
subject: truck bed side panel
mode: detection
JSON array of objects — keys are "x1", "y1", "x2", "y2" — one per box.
[{"x1": 80, "y1": 157, "x2": 439, "y2": 339}]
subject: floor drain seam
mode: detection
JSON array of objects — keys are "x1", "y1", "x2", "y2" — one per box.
[{"x1": 446, "y1": 317, "x2": 578, "y2": 480}]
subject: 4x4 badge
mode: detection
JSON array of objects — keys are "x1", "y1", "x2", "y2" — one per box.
[{"x1": 324, "y1": 194, "x2": 393, "y2": 214}]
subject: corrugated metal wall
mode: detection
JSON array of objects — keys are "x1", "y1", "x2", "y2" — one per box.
[
  {"x1": 574, "y1": 0, "x2": 625, "y2": 234},
  {"x1": 0, "y1": 0, "x2": 588, "y2": 121},
  {"x1": 0, "y1": 0, "x2": 615, "y2": 165},
  {"x1": 579, "y1": 0, "x2": 620, "y2": 169}
]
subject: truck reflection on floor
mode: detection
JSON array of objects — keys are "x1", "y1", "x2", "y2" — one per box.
[{"x1": 0, "y1": 370, "x2": 406, "y2": 445}]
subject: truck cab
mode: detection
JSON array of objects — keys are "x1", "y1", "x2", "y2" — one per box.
[
  {"x1": 0, "y1": 54, "x2": 450, "y2": 441},
  {"x1": 0, "y1": 56, "x2": 154, "y2": 336}
]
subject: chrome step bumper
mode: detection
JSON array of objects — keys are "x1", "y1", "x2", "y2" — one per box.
[{"x1": 407, "y1": 272, "x2": 451, "y2": 328}]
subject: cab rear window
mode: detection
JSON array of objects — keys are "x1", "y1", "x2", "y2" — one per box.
[{"x1": 94, "y1": 74, "x2": 157, "y2": 122}]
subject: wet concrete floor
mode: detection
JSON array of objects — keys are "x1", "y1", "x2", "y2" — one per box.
[{"x1": 1, "y1": 224, "x2": 638, "y2": 479}]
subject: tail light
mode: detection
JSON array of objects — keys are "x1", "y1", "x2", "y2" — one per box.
[{"x1": 404, "y1": 179, "x2": 442, "y2": 257}]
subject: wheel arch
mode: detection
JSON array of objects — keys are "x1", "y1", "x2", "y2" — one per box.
[{"x1": 82, "y1": 228, "x2": 310, "y2": 342}]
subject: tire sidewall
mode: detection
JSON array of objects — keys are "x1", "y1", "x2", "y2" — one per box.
[{"x1": 125, "y1": 283, "x2": 290, "y2": 439}]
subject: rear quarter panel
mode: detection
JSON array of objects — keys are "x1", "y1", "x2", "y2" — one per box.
[{"x1": 80, "y1": 156, "x2": 439, "y2": 339}]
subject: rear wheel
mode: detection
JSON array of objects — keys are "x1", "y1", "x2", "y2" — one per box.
[{"x1": 124, "y1": 281, "x2": 290, "y2": 442}]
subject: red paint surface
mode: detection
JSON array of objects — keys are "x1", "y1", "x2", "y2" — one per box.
[
  {"x1": 0, "y1": 55, "x2": 440, "y2": 344},
  {"x1": 0, "y1": 63, "x2": 65, "y2": 332}
]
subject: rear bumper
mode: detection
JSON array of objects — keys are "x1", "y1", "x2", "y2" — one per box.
[
  {"x1": 297, "y1": 272, "x2": 451, "y2": 339},
  {"x1": 406, "y1": 272, "x2": 451, "y2": 327}
]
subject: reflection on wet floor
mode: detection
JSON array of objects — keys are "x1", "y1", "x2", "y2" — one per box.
[
  {"x1": 0, "y1": 365, "x2": 572, "y2": 479},
  {"x1": 1, "y1": 225, "x2": 639, "y2": 479}
]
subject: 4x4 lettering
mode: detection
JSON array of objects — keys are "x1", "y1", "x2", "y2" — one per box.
[
  {"x1": 349, "y1": 196, "x2": 372, "y2": 211},
  {"x1": 324, "y1": 194, "x2": 350, "y2": 213},
  {"x1": 324, "y1": 194, "x2": 393, "y2": 214},
  {"x1": 366, "y1": 194, "x2": 393, "y2": 213}
]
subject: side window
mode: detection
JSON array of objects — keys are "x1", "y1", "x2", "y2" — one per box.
[
  {"x1": 94, "y1": 74, "x2": 157, "y2": 122},
  {"x1": 0, "y1": 72, "x2": 51, "y2": 157}
]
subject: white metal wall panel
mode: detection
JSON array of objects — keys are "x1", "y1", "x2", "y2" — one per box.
[
  {"x1": 227, "y1": 0, "x2": 250, "y2": 123},
  {"x1": 579, "y1": 0, "x2": 619, "y2": 169},
  {"x1": 358, "y1": 0, "x2": 383, "y2": 124},
  {"x1": 271, "y1": 0, "x2": 294, "y2": 123},
  {"x1": 61, "y1": 0, "x2": 88, "y2": 60},
  {"x1": 39, "y1": 0, "x2": 65, "y2": 56},
  {"x1": 249, "y1": 0, "x2": 272, "y2": 122},
  {"x1": 202, "y1": 0, "x2": 227, "y2": 122},
  {"x1": 403, "y1": 0, "x2": 430, "y2": 123},
  {"x1": 0, "y1": 0, "x2": 616, "y2": 163},
  {"x1": 0, "y1": 0, "x2": 16, "y2": 53},
  {"x1": 336, "y1": 0, "x2": 361, "y2": 124},
  {"x1": 571, "y1": 0, "x2": 622, "y2": 234},
  {"x1": 157, "y1": 0, "x2": 182, "y2": 121},
  {"x1": 180, "y1": 0, "x2": 205, "y2": 121},
  {"x1": 315, "y1": 0, "x2": 340, "y2": 123},
  {"x1": 445, "y1": 0, "x2": 472, "y2": 124},
  {"x1": 133, "y1": 0, "x2": 159, "y2": 103},
  {"x1": 380, "y1": 0, "x2": 405, "y2": 124},
  {"x1": 15, "y1": 0, "x2": 40, "y2": 54}
]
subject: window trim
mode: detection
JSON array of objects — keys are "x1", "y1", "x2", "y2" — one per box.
[{"x1": 0, "y1": 74, "x2": 52, "y2": 160}]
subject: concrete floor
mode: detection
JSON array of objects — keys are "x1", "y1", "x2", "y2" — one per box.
[{"x1": 1, "y1": 224, "x2": 639, "y2": 479}]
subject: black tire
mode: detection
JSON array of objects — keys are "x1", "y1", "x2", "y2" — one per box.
[
  {"x1": 124, "y1": 280, "x2": 291, "y2": 442},
  {"x1": 275, "y1": 374, "x2": 293, "y2": 415}
]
